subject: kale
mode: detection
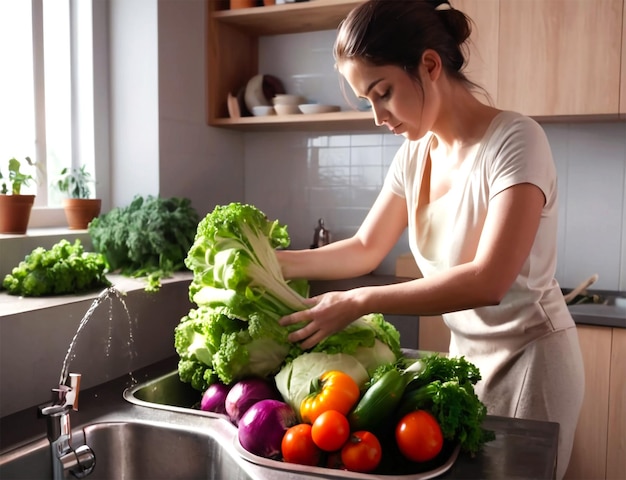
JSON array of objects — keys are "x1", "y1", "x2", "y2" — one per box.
[{"x1": 88, "y1": 195, "x2": 199, "y2": 291}]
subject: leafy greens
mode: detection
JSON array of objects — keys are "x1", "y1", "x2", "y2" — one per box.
[
  {"x1": 175, "y1": 202, "x2": 402, "y2": 392},
  {"x1": 88, "y1": 195, "x2": 199, "y2": 291}
]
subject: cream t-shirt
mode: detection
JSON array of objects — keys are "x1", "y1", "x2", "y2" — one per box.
[{"x1": 384, "y1": 110, "x2": 576, "y2": 389}]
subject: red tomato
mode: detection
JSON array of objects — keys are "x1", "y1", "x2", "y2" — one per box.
[
  {"x1": 395, "y1": 410, "x2": 444, "y2": 462},
  {"x1": 281, "y1": 423, "x2": 322, "y2": 466},
  {"x1": 311, "y1": 410, "x2": 350, "y2": 452},
  {"x1": 340, "y1": 431, "x2": 382, "y2": 473}
]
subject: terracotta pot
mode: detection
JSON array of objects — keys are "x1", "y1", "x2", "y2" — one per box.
[
  {"x1": 63, "y1": 198, "x2": 102, "y2": 230},
  {"x1": 230, "y1": 0, "x2": 256, "y2": 9},
  {"x1": 0, "y1": 194, "x2": 36, "y2": 234}
]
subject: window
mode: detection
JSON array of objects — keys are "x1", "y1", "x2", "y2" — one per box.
[{"x1": 0, "y1": 0, "x2": 106, "y2": 228}]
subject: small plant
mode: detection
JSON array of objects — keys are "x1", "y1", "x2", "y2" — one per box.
[
  {"x1": 0, "y1": 157, "x2": 36, "y2": 195},
  {"x1": 56, "y1": 165, "x2": 95, "y2": 199}
]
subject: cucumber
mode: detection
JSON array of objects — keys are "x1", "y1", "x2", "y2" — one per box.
[{"x1": 347, "y1": 368, "x2": 407, "y2": 432}]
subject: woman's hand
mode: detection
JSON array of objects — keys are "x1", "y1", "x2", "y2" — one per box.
[{"x1": 279, "y1": 290, "x2": 364, "y2": 350}]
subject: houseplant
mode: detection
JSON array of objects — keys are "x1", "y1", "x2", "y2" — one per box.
[
  {"x1": 55, "y1": 165, "x2": 101, "y2": 230},
  {"x1": 0, "y1": 157, "x2": 36, "y2": 234}
]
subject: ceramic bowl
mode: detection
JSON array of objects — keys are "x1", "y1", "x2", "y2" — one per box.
[
  {"x1": 244, "y1": 74, "x2": 285, "y2": 112},
  {"x1": 251, "y1": 105, "x2": 275, "y2": 116},
  {"x1": 298, "y1": 104, "x2": 341, "y2": 114},
  {"x1": 273, "y1": 94, "x2": 306, "y2": 106},
  {"x1": 274, "y1": 104, "x2": 301, "y2": 115}
]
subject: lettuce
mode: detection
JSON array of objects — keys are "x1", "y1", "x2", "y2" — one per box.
[{"x1": 175, "y1": 202, "x2": 403, "y2": 392}]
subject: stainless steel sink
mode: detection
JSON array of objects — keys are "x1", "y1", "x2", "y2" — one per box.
[
  {"x1": 0, "y1": 418, "x2": 255, "y2": 480},
  {"x1": 1, "y1": 369, "x2": 458, "y2": 480},
  {"x1": 123, "y1": 370, "x2": 460, "y2": 480}
]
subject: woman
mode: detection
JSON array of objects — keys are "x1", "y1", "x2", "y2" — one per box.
[{"x1": 277, "y1": 0, "x2": 584, "y2": 478}]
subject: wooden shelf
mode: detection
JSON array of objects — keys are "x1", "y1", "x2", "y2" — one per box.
[
  {"x1": 207, "y1": 0, "x2": 369, "y2": 130},
  {"x1": 212, "y1": 0, "x2": 363, "y2": 35},
  {"x1": 211, "y1": 110, "x2": 377, "y2": 132}
]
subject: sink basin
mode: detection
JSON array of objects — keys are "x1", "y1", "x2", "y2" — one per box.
[
  {"x1": 0, "y1": 419, "x2": 255, "y2": 480},
  {"x1": 124, "y1": 370, "x2": 460, "y2": 479},
  {"x1": 1, "y1": 369, "x2": 458, "y2": 480}
]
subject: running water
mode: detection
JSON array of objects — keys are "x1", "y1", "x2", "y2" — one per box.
[{"x1": 58, "y1": 286, "x2": 137, "y2": 387}]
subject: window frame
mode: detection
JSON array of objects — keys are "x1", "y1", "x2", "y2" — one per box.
[{"x1": 26, "y1": 0, "x2": 110, "y2": 229}]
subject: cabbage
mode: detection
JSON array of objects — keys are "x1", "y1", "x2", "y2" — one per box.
[{"x1": 275, "y1": 352, "x2": 370, "y2": 419}]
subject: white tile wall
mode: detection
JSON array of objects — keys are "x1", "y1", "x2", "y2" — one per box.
[{"x1": 248, "y1": 31, "x2": 626, "y2": 291}]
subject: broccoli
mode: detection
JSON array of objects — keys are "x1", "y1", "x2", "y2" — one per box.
[{"x1": 2, "y1": 239, "x2": 110, "y2": 296}]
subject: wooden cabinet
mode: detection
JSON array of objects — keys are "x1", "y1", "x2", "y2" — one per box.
[
  {"x1": 565, "y1": 325, "x2": 612, "y2": 480},
  {"x1": 498, "y1": 0, "x2": 623, "y2": 118},
  {"x1": 606, "y1": 328, "x2": 626, "y2": 480},
  {"x1": 453, "y1": 0, "x2": 499, "y2": 105},
  {"x1": 207, "y1": 0, "x2": 373, "y2": 131},
  {"x1": 207, "y1": 0, "x2": 625, "y2": 130},
  {"x1": 565, "y1": 325, "x2": 626, "y2": 480},
  {"x1": 206, "y1": 0, "x2": 499, "y2": 132}
]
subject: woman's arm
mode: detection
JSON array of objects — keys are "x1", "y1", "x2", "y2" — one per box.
[
  {"x1": 281, "y1": 182, "x2": 545, "y2": 349},
  {"x1": 277, "y1": 188, "x2": 408, "y2": 280}
]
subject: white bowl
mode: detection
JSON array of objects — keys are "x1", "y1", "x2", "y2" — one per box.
[
  {"x1": 273, "y1": 94, "x2": 306, "y2": 106},
  {"x1": 244, "y1": 74, "x2": 285, "y2": 112},
  {"x1": 274, "y1": 104, "x2": 301, "y2": 115},
  {"x1": 251, "y1": 105, "x2": 275, "y2": 116},
  {"x1": 298, "y1": 104, "x2": 341, "y2": 114}
]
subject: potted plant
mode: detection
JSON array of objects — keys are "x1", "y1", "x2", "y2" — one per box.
[
  {"x1": 55, "y1": 165, "x2": 101, "y2": 230},
  {"x1": 0, "y1": 157, "x2": 36, "y2": 234}
]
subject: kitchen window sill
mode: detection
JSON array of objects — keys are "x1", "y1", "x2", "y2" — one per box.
[{"x1": 0, "y1": 272, "x2": 193, "y2": 318}]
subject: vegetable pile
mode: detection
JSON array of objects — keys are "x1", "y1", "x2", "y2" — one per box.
[
  {"x1": 88, "y1": 195, "x2": 199, "y2": 292},
  {"x1": 175, "y1": 202, "x2": 402, "y2": 392},
  {"x1": 174, "y1": 202, "x2": 494, "y2": 474},
  {"x1": 201, "y1": 353, "x2": 494, "y2": 475},
  {"x1": 2, "y1": 239, "x2": 110, "y2": 296}
]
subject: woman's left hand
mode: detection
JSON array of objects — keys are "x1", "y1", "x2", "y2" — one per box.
[{"x1": 279, "y1": 290, "x2": 364, "y2": 350}]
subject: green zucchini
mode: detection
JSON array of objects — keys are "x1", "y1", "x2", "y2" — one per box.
[{"x1": 347, "y1": 368, "x2": 407, "y2": 432}]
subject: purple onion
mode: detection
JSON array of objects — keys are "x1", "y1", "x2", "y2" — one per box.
[
  {"x1": 238, "y1": 399, "x2": 296, "y2": 459},
  {"x1": 225, "y1": 377, "x2": 280, "y2": 425},
  {"x1": 200, "y1": 382, "x2": 232, "y2": 414}
]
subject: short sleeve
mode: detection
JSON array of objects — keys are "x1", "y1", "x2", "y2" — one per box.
[{"x1": 487, "y1": 114, "x2": 556, "y2": 204}]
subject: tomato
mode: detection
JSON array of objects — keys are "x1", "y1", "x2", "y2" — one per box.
[
  {"x1": 300, "y1": 370, "x2": 360, "y2": 424},
  {"x1": 311, "y1": 410, "x2": 351, "y2": 452},
  {"x1": 395, "y1": 410, "x2": 444, "y2": 462},
  {"x1": 340, "y1": 431, "x2": 382, "y2": 473},
  {"x1": 281, "y1": 423, "x2": 322, "y2": 466}
]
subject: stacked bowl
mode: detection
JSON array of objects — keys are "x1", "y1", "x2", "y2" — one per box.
[{"x1": 273, "y1": 94, "x2": 306, "y2": 115}]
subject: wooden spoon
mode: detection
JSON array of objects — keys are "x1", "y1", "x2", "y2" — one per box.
[{"x1": 564, "y1": 274, "x2": 599, "y2": 304}]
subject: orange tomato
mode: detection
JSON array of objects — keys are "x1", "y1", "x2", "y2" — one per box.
[
  {"x1": 341, "y1": 431, "x2": 382, "y2": 473},
  {"x1": 311, "y1": 410, "x2": 351, "y2": 452},
  {"x1": 300, "y1": 370, "x2": 360, "y2": 424},
  {"x1": 395, "y1": 410, "x2": 443, "y2": 462}
]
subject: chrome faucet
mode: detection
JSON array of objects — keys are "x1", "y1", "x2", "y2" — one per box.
[{"x1": 38, "y1": 373, "x2": 95, "y2": 479}]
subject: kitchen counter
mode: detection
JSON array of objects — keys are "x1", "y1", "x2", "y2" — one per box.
[
  {"x1": 310, "y1": 275, "x2": 626, "y2": 329},
  {"x1": 0, "y1": 357, "x2": 558, "y2": 479}
]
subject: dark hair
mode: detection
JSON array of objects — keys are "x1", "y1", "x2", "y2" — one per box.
[{"x1": 334, "y1": 0, "x2": 475, "y2": 86}]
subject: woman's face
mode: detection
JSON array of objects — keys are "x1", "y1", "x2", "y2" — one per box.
[{"x1": 339, "y1": 58, "x2": 439, "y2": 141}]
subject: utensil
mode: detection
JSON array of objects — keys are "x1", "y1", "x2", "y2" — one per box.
[{"x1": 564, "y1": 274, "x2": 599, "y2": 304}]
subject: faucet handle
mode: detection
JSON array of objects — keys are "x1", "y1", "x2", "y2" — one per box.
[{"x1": 67, "y1": 373, "x2": 81, "y2": 411}]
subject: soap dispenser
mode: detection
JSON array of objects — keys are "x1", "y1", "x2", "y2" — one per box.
[{"x1": 310, "y1": 218, "x2": 331, "y2": 249}]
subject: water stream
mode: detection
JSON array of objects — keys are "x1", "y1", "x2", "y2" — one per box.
[{"x1": 59, "y1": 286, "x2": 137, "y2": 387}]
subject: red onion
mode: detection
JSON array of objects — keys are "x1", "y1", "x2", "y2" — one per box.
[
  {"x1": 200, "y1": 382, "x2": 232, "y2": 414},
  {"x1": 225, "y1": 377, "x2": 280, "y2": 425},
  {"x1": 238, "y1": 399, "x2": 296, "y2": 459}
]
